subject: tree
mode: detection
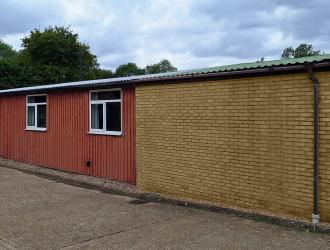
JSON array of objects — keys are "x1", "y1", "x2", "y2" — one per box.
[
  {"x1": 21, "y1": 26, "x2": 98, "y2": 71},
  {"x1": 0, "y1": 60, "x2": 70, "y2": 89},
  {"x1": 256, "y1": 57, "x2": 265, "y2": 63},
  {"x1": 114, "y1": 63, "x2": 144, "y2": 77},
  {"x1": 91, "y1": 68, "x2": 114, "y2": 79},
  {"x1": 0, "y1": 40, "x2": 17, "y2": 60},
  {"x1": 0, "y1": 26, "x2": 116, "y2": 89},
  {"x1": 281, "y1": 44, "x2": 322, "y2": 59},
  {"x1": 145, "y1": 59, "x2": 177, "y2": 74}
]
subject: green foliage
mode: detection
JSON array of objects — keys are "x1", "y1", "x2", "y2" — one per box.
[
  {"x1": 0, "y1": 60, "x2": 50, "y2": 89},
  {"x1": 0, "y1": 25, "x2": 177, "y2": 90},
  {"x1": 114, "y1": 62, "x2": 144, "y2": 77},
  {"x1": 0, "y1": 60, "x2": 20, "y2": 89},
  {"x1": 0, "y1": 40, "x2": 17, "y2": 60},
  {"x1": 21, "y1": 26, "x2": 98, "y2": 70},
  {"x1": 90, "y1": 68, "x2": 114, "y2": 79},
  {"x1": 0, "y1": 62, "x2": 113, "y2": 90},
  {"x1": 145, "y1": 59, "x2": 177, "y2": 74},
  {"x1": 281, "y1": 44, "x2": 322, "y2": 59},
  {"x1": 0, "y1": 60, "x2": 63, "y2": 89},
  {"x1": 0, "y1": 26, "x2": 115, "y2": 89},
  {"x1": 115, "y1": 60, "x2": 177, "y2": 77}
]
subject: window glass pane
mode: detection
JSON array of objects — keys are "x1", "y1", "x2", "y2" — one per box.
[
  {"x1": 91, "y1": 91, "x2": 120, "y2": 100},
  {"x1": 37, "y1": 105, "x2": 46, "y2": 128},
  {"x1": 28, "y1": 95, "x2": 46, "y2": 103},
  {"x1": 91, "y1": 104, "x2": 103, "y2": 129},
  {"x1": 106, "y1": 102, "x2": 121, "y2": 132},
  {"x1": 27, "y1": 106, "x2": 35, "y2": 126}
]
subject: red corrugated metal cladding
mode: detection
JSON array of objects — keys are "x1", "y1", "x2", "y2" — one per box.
[{"x1": 0, "y1": 87, "x2": 136, "y2": 183}]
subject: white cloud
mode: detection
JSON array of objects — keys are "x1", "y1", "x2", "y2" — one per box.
[{"x1": 1, "y1": 33, "x2": 26, "y2": 50}]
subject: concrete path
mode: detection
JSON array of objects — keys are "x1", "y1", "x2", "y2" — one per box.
[{"x1": 0, "y1": 167, "x2": 329, "y2": 250}]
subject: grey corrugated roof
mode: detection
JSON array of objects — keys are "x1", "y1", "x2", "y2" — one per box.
[{"x1": 1, "y1": 54, "x2": 330, "y2": 95}]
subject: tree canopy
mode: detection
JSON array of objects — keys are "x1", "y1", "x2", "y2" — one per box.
[
  {"x1": 114, "y1": 63, "x2": 144, "y2": 77},
  {"x1": 281, "y1": 43, "x2": 322, "y2": 59},
  {"x1": 114, "y1": 59, "x2": 178, "y2": 77},
  {"x1": 145, "y1": 59, "x2": 177, "y2": 74},
  {"x1": 0, "y1": 40, "x2": 17, "y2": 60},
  {"x1": 0, "y1": 26, "x2": 177, "y2": 90},
  {"x1": 0, "y1": 26, "x2": 114, "y2": 89},
  {"x1": 21, "y1": 26, "x2": 98, "y2": 70}
]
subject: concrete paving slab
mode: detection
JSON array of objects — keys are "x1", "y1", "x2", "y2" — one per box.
[{"x1": 0, "y1": 166, "x2": 329, "y2": 250}]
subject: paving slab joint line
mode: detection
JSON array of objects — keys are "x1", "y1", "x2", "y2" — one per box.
[
  {"x1": 54, "y1": 217, "x2": 176, "y2": 249},
  {"x1": 1, "y1": 163, "x2": 330, "y2": 235}
]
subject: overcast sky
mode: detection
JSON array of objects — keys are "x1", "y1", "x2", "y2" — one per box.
[{"x1": 1, "y1": 0, "x2": 329, "y2": 70}]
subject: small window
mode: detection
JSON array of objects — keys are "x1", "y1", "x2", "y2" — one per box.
[
  {"x1": 26, "y1": 94, "x2": 47, "y2": 131},
  {"x1": 89, "y1": 89, "x2": 122, "y2": 135}
]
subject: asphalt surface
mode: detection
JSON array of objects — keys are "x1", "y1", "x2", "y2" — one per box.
[{"x1": 0, "y1": 166, "x2": 329, "y2": 250}]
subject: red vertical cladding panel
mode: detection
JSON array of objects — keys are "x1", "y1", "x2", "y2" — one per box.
[{"x1": 0, "y1": 87, "x2": 136, "y2": 183}]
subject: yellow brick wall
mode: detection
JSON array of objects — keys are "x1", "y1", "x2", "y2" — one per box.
[
  {"x1": 136, "y1": 72, "x2": 330, "y2": 222},
  {"x1": 318, "y1": 72, "x2": 330, "y2": 222}
]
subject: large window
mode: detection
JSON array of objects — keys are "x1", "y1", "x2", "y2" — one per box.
[
  {"x1": 26, "y1": 95, "x2": 47, "y2": 131},
  {"x1": 89, "y1": 89, "x2": 122, "y2": 135}
]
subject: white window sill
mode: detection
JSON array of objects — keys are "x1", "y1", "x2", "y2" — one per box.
[
  {"x1": 25, "y1": 127, "x2": 47, "y2": 132},
  {"x1": 88, "y1": 130, "x2": 122, "y2": 136}
]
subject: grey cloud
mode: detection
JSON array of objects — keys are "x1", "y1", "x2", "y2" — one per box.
[
  {"x1": 0, "y1": 1, "x2": 60, "y2": 36},
  {"x1": 0, "y1": 0, "x2": 329, "y2": 70},
  {"x1": 184, "y1": 0, "x2": 330, "y2": 60}
]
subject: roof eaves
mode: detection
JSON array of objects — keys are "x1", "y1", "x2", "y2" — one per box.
[{"x1": 1, "y1": 54, "x2": 330, "y2": 95}]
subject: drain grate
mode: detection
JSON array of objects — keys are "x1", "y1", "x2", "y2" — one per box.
[{"x1": 128, "y1": 199, "x2": 150, "y2": 205}]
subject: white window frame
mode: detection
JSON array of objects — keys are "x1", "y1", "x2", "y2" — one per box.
[
  {"x1": 25, "y1": 94, "x2": 47, "y2": 132},
  {"x1": 89, "y1": 88, "x2": 122, "y2": 136}
]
